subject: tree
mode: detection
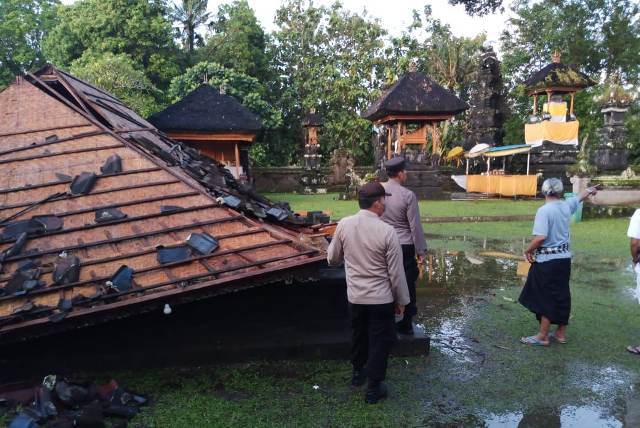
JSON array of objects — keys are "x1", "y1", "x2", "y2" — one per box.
[
  {"x1": 69, "y1": 51, "x2": 162, "y2": 117},
  {"x1": 43, "y1": 0, "x2": 182, "y2": 88},
  {"x1": 170, "y1": 0, "x2": 210, "y2": 54},
  {"x1": 448, "y1": 0, "x2": 504, "y2": 16},
  {"x1": 202, "y1": 0, "x2": 269, "y2": 80},
  {"x1": 270, "y1": 0, "x2": 388, "y2": 164},
  {"x1": 0, "y1": 0, "x2": 59, "y2": 89}
]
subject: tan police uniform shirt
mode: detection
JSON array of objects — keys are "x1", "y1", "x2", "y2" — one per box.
[
  {"x1": 381, "y1": 179, "x2": 428, "y2": 256},
  {"x1": 327, "y1": 209, "x2": 409, "y2": 306}
]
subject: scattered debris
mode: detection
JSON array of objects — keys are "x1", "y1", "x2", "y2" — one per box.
[
  {"x1": 52, "y1": 255, "x2": 81, "y2": 285},
  {"x1": 3, "y1": 375, "x2": 147, "y2": 427},
  {"x1": 95, "y1": 207, "x2": 127, "y2": 223},
  {"x1": 159, "y1": 205, "x2": 183, "y2": 213},
  {"x1": 100, "y1": 154, "x2": 123, "y2": 175},
  {"x1": 186, "y1": 233, "x2": 219, "y2": 255},
  {"x1": 70, "y1": 172, "x2": 97, "y2": 195},
  {"x1": 109, "y1": 265, "x2": 134, "y2": 292},
  {"x1": 156, "y1": 245, "x2": 191, "y2": 264}
]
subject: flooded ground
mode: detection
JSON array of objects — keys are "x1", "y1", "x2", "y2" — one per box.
[
  {"x1": 23, "y1": 217, "x2": 634, "y2": 428},
  {"x1": 415, "y1": 234, "x2": 640, "y2": 427}
]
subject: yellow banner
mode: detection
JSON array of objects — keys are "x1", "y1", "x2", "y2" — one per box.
[
  {"x1": 467, "y1": 175, "x2": 538, "y2": 197},
  {"x1": 525, "y1": 121, "x2": 579, "y2": 146}
]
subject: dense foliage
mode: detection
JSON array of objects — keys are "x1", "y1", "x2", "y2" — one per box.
[{"x1": 0, "y1": 0, "x2": 638, "y2": 166}]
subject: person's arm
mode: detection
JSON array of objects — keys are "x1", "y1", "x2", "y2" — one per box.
[
  {"x1": 406, "y1": 192, "x2": 428, "y2": 261},
  {"x1": 576, "y1": 185, "x2": 601, "y2": 203},
  {"x1": 631, "y1": 239, "x2": 640, "y2": 264},
  {"x1": 386, "y1": 230, "x2": 409, "y2": 308},
  {"x1": 327, "y1": 222, "x2": 344, "y2": 266},
  {"x1": 525, "y1": 236, "x2": 546, "y2": 263}
]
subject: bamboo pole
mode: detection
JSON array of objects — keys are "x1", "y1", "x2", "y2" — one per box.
[
  {"x1": 466, "y1": 157, "x2": 469, "y2": 175},
  {"x1": 533, "y1": 95, "x2": 538, "y2": 115},
  {"x1": 387, "y1": 126, "x2": 392, "y2": 160},
  {"x1": 526, "y1": 152, "x2": 530, "y2": 175},
  {"x1": 396, "y1": 122, "x2": 402, "y2": 154}
]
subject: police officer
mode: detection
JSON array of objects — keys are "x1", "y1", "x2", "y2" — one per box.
[
  {"x1": 381, "y1": 156, "x2": 428, "y2": 334},
  {"x1": 327, "y1": 182, "x2": 409, "y2": 404}
]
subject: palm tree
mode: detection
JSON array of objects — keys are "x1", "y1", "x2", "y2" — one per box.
[{"x1": 171, "y1": 0, "x2": 210, "y2": 53}]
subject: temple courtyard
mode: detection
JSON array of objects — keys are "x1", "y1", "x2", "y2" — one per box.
[{"x1": 12, "y1": 195, "x2": 632, "y2": 428}]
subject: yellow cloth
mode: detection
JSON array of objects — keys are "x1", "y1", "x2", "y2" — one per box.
[
  {"x1": 467, "y1": 175, "x2": 538, "y2": 196},
  {"x1": 543, "y1": 102, "x2": 568, "y2": 117},
  {"x1": 525, "y1": 121, "x2": 579, "y2": 147}
]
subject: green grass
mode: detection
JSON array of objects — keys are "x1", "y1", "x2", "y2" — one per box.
[{"x1": 265, "y1": 192, "x2": 544, "y2": 221}]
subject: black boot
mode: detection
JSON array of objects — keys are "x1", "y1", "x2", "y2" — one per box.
[
  {"x1": 365, "y1": 382, "x2": 388, "y2": 404},
  {"x1": 350, "y1": 368, "x2": 366, "y2": 387}
]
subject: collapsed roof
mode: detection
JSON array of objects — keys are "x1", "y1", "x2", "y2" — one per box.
[
  {"x1": 363, "y1": 70, "x2": 468, "y2": 122},
  {"x1": 0, "y1": 66, "x2": 325, "y2": 343},
  {"x1": 148, "y1": 84, "x2": 263, "y2": 134}
]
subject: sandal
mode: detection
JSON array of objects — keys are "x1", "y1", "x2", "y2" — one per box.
[
  {"x1": 520, "y1": 335, "x2": 549, "y2": 346},
  {"x1": 549, "y1": 332, "x2": 567, "y2": 344},
  {"x1": 626, "y1": 345, "x2": 640, "y2": 355}
]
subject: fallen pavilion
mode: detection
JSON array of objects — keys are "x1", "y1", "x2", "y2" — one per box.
[{"x1": 0, "y1": 65, "x2": 327, "y2": 346}]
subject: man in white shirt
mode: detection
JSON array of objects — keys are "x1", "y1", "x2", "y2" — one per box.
[
  {"x1": 327, "y1": 181, "x2": 410, "y2": 404},
  {"x1": 626, "y1": 209, "x2": 640, "y2": 354}
]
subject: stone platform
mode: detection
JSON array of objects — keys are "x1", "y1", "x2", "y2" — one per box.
[{"x1": 402, "y1": 163, "x2": 459, "y2": 200}]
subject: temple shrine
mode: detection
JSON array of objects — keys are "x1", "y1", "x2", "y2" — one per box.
[{"x1": 149, "y1": 84, "x2": 262, "y2": 181}]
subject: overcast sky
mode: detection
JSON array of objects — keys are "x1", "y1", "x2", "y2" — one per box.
[{"x1": 61, "y1": 0, "x2": 514, "y2": 52}]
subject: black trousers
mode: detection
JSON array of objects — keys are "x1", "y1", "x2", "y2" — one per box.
[
  {"x1": 398, "y1": 244, "x2": 419, "y2": 327},
  {"x1": 349, "y1": 302, "x2": 397, "y2": 383}
]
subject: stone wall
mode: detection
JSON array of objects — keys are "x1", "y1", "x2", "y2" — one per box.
[{"x1": 252, "y1": 166, "x2": 374, "y2": 193}]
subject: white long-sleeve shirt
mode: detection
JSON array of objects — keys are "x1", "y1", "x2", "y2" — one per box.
[{"x1": 327, "y1": 209, "x2": 409, "y2": 306}]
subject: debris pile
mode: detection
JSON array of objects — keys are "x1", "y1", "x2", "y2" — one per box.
[{"x1": 2, "y1": 375, "x2": 147, "y2": 427}]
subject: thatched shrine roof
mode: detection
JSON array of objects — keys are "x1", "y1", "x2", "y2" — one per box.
[
  {"x1": 302, "y1": 112, "x2": 324, "y2": 127},
  {"x1": 524, "y1": 53, "x2": 596, "y2": 95},
  {"x1": 363, "y1": 71, "x2": 468, "y2": 123},
  {"x1": 148, "y1": 84, "x2": 263, "y2": 134},
  {"x1": 0, "y1": 66, "x2": 323, "y2": 343}
]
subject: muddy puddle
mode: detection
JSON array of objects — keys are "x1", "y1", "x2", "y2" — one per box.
[{"x1": 413, "y1": 235, "x2": 640, "y2": 427}]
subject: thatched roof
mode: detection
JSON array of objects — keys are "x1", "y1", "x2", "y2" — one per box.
[
  {"x1": 302, "y1": 112, "x2": 324, "y2": 127},
  {"x1": 148, "y1": 84, "x2": 262, "y2": 133},
  {"x1": 363, "y1": 71, "x2": 468, "y2": 122},
  {"x1": 524, "y1": 60, "x2": 596, "y2": 95}
]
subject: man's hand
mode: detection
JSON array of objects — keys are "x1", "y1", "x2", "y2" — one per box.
[
  {"x1": 417, "y1": 254, "x2": 425, "y2": 265},
  {"x1": 395, "y1": 304, "x2": 405, "y2": 316}
]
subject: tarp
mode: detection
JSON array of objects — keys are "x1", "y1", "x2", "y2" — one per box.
[
  {"x1": 467, "y1": 175, "x2": 537, "y2": 196},
  {"x1": 485, "y1": 144, "x2": 532, "y2": 158},
  {"x1": 466, "y1": 143, "x2": 490, "y2": 158},
  {"x1": 525, "y1": 121, "x2": 579, "y2": 147}
]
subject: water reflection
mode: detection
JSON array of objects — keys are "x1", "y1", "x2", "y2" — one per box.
[{"x1": 485, "y1": 406, "x2": 622, "y2": 428}]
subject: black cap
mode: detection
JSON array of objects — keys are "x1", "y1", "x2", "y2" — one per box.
[
  {"x1": 384, "y1": 156, "x2": 406, "y2": 174},
  {"x1": 358, "y1": 182, "x2": 391, "y2": 199}
]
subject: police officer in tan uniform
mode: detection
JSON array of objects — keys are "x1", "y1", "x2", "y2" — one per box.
[
  {"x1": 327, "y1": 182, "x2": 409, "y2": 404},
  {"x1": 381, "y1": 157, "x2": 427, "y2": 334}
]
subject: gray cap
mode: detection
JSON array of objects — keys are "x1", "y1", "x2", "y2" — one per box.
[{"x1": 384, "y1": 156, "x2": 406, "y2": 174}]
